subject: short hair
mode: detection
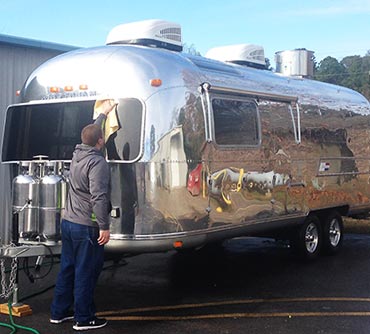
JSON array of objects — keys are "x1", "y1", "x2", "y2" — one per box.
[{"x1": 81, "y1": 124, "x2": 103, "y2": 146}]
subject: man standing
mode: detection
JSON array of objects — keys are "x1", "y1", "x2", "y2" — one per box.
[{"x1": 50, "y1": 100, "x2": 116, "y2": 331}]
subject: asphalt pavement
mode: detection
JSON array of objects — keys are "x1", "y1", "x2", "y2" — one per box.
[{"x1": 1, "y1": 233, "x2": 370, "y2": 334}]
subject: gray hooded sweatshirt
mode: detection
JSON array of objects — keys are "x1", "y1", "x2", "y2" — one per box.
[{"x1": 63, "y1": 142, "x2": 110, "y2": 231}]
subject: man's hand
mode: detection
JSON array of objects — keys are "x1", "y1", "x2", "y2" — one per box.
[
  {"x1": 101, "y1": 99, "x2": 117, "y2": 116},
  {"x1": 98, "y1": 229, "x2": 110, "y2": 245}
]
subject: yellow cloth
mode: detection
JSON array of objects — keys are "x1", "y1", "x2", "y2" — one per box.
[{"x1": 93, "y1": 99, "x2": 119, "y2": 141}]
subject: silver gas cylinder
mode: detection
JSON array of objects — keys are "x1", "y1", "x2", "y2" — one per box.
[
  {"x1": 39, "y1": 162, "x2": 66, "y2": 241},
  {"x1": 12, "y1": 161, "x2": 39, "y2": 240}
]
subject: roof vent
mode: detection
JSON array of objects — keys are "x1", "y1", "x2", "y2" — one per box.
[
  {"x1": 106, "y1": 19, "x2": 182, "y2": 52},
  {"x1": 205, "y1": 44, "x2": 266, "y2": 69}
]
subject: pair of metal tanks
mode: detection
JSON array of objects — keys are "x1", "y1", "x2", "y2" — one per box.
[{"x1": 12, "y1": 158, "x2": 67, "y2": 243}]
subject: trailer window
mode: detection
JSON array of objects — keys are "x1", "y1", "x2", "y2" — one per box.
[
  {"x1": 1, "y1": 98, "x2": 144, "y2": 162},
  {"x1": 2, "y1": 101, "x2": 94, "y2": 161},
  {"x1": 212, "y1": 97, "x2": 260, "y2": 146},
  {"x1": 106, "y1": 98, "x2": 144, "y2": 162}
]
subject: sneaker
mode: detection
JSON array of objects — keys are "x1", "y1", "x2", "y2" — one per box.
[
  {"x1": 73, "y1": 318, "x2": 107, "y2": 331},
  {"x1": 50, "y1": 311, "x2": 74, "y2": 324}
]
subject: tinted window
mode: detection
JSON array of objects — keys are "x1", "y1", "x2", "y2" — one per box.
[
  {"x1": 212, "y1": 97, "x2": 260, "y2": 146},
  {"x1": 106, "y1": 98, "x2": 143, "y2": 161},
  {"x1": 2, "y1": 101, "x2": 94, "y2": 161},
  {"x1": 2, "y1": 98, "x2": 143, "y2": 162}
]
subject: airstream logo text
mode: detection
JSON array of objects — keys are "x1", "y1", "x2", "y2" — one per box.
[{"x1": 42, "y1": 90, "x2": 97, "y2": 100}]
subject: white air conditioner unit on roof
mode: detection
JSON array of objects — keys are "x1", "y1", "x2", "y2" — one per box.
[
  {"x1": 206, "y1": 44, "x2": 266, "y2": 69},
  {"x1": 106, "y1": 19, "x2": 182, "y2": 52}
]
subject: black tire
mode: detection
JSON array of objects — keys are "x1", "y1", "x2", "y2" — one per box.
[
  {"x1": 291, "y1": 215, "x2": 322, "y2": 260},
  {"x1": 322, "y1": 211, "x2": 343, "y2": 255}
]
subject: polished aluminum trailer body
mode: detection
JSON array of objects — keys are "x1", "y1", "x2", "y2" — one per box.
[{"x1": 2, "y1": 44, "x2": 370, "y2": 254}]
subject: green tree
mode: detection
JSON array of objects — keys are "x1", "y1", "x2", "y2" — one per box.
[
  {"x1": 341, "y1": 55, "x2": 370, "y2": 100},
  {"x1": 314, "y1": 53, "x2": 370, "y2": 100},
  {"x1": 314, "y1": 56, "x2": 347, "y2": 85},
  {"x1": 360, "y1": 54, "x2": 370, "y2": 99},
  {"x1": 341, "y1": 55, "x2": 363, "y2": 91}
]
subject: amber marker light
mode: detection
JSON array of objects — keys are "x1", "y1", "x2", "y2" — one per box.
[
  {"x1": 64, "y1": 85, "x2": 74, "y2": 92},
  {"x1": 79, "y1": 84, "x2": 88, "y2": 90},
  {"x1": 173, "y1": 241, "x2": 183, "y2": 249},
  {"x1": 150, "y1": 78, "x2": 162, "y2": 87},
  {"x1": 49, "y1": 86, "x2": 60, "y2": 93}
]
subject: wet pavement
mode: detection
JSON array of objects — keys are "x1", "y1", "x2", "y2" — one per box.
[{"x1": 2, "y1": 233, "x2": 370, "y2": 333}]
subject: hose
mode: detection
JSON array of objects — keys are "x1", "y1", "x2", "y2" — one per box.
[
  {"x1": 7, "y1": 297, "x2": 40, "y2": 334},
  {"x1": 0, "y1": 254, "x2": 45, "y2": 334},
  {"x1": 0, "y1": 257, "x2": 126, "y2": 332},
  {"x1": 0, "y1": 320, "x2": 16, "y2": 334},
  {"x1": 0, "y1": 297, "x2": 41, "y2": 334}
]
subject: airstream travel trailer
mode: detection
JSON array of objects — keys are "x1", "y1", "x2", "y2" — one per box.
[{"x1": 2, "y1": 19, "x2": 370, "y2": 260}]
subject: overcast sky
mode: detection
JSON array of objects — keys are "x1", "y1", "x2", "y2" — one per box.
[{"x1": 0, "y1": 0, "x2": 369, "y2": 63}]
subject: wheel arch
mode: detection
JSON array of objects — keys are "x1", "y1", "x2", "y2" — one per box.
[{"x1": 309, "y1": 205, "x2": 349, "y2": 224}]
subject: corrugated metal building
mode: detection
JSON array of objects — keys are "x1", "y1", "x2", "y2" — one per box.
[{"x1": 0, "y1": 34, "x2": 77, "y2": 245}]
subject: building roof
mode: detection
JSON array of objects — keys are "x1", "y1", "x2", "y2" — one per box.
[{"x1": 0, "y1": 33, "x2": 78, "y2": 52}]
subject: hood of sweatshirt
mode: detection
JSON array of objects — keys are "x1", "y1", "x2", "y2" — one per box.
[{"x1": 73, "y1": 144, "x2": 105, "y2": 163}]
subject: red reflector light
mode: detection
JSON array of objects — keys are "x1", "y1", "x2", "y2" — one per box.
[
  {"x1": 79, "y1": 84, "x2": 88, "y2": 90},
  {"x1": 49, "y1": 86, "x2": 60, "y2": 93},
  {"x1": 16, "y1": 90, "x2": 21, "y2": 96},
  {"x1": 173, "y1": 241, "x2": 183, "y2": 249},
  {"x1": 150, "y1": 78, "x2": 162, "y2": 87}
]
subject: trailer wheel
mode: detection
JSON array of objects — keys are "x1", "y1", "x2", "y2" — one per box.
[
  {"x1": 322, "y1": 212, "x2": 343, "y2": 255},
  {"x1": 292, "y1": 215, "x2": 322, "y2": 260}
]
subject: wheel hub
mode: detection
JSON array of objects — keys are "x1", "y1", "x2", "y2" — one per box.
[
  {"x1": 305, "y1": 223, "x2": 319, "y2": 253},
  {"x1": 328, "y1": 218, "x2": 341, "y2": 247}
]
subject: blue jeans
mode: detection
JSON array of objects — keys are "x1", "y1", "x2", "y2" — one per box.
[{"x1": 51, "y1": 219, "x2": 104, "y2": 323}]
